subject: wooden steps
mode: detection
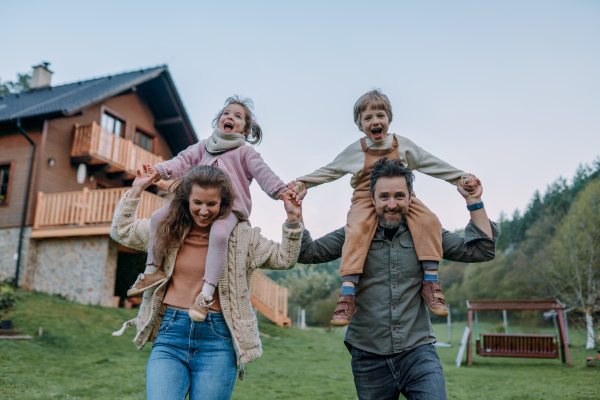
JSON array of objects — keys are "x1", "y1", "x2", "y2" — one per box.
[{"x1": 250, "y1": 271, "x2": 291, "y2": 327}]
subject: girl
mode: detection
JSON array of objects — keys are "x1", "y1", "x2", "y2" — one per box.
[{"x1": 127, "y1": 96, "x2": 290, "y2": 323}]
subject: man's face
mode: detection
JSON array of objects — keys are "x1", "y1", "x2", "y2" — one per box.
[{"x1": 372, "y1": 176, "x2": 411, "y2": 229}]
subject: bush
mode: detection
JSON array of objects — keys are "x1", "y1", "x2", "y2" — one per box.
[{"x1": 0, "y1": 285, "x2": 17, "y2": 319}]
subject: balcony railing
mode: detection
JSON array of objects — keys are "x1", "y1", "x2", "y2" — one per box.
[
  {"x1": 33, "y1": 187, "x2": 165, "y2": 229},
  {"x1": 71, "y1": 121, "x2": 163, "y2": 177}
]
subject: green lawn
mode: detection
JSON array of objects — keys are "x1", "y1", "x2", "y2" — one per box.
[{"x1": 1, "y1": 291, "x2": 598, "y2": 399}]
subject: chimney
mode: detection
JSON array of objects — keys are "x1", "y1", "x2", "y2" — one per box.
[{"x1": 30, "y1": 62, "x2": 53, "y2": 89}]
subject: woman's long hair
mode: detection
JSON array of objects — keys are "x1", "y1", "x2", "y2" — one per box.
[{"x1": 152, "y1": 166, "x2": 235, "y2": 269}]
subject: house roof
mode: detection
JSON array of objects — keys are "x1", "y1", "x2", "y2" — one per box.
[{"x1": 0, "y1": 65, "x2": 197, "y2": 151}]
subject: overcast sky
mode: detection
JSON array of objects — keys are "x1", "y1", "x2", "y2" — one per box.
[{"x1": 2, "y1": 0, "x2": 599, "y2": 240}]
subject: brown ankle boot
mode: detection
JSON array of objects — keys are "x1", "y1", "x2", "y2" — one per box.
[
  {"x1": 330, "y1": 294, "x2": 356, "y2": 326},
  {"x1": 127, "y1": 270, "x2": 167, "y2": 297},
  {"x1": 421, "y1": 281, "x2": 449, "y2": 317},
  {"x1": 189, "y1": 293, "x2": 214, "y2": 323}
]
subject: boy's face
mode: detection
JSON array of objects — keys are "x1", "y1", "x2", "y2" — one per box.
[{"x1": 360, "y1": 106, "x2": 390, "y2": 143}]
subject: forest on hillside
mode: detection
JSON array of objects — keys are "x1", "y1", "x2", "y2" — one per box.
[{"x1": 270, "y1": 158, "x2": 600, "y2": 347}]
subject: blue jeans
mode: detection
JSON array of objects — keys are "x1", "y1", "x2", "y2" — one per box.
[
  {"x1": 146, "y1": 308, "x2": 237, "y2": 400},
  {"x1": 347, "y1": 342, "x2": 447, "y2": 400}
]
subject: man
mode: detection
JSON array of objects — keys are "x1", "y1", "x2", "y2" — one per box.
[{"x1": 297, "y1": 158, "x2": 499, "y2": 400}]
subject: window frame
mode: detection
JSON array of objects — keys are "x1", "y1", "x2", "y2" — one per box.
[
  {"x1": 100, "y1": 106, "x2": 127, "y2": 138},
  {"x1": 0, "y1": 161, "x2": 15, "y2": 207},
  {"x1": 133, "y1": 128, "x2": 155, "y2": 153}
]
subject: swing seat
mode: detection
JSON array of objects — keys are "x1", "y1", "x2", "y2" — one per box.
[{"x1": 476, "y1": 333, "x2": 559, "y2": 359}]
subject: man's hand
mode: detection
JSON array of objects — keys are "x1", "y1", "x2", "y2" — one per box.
[
  {"x1": 127, "y1": 164, "x2": 160, "y2": 199},
  {"x1": 282, "y1": 189, "x2": 303, "y2": 226},
  {"x1": 460, "y1": 174, "x2": 481, "y2": 195},
  {"x1": 458, "y1": 174, "x2": 482, "y2": 204},
  {"x1": 458, "y1": 174, "x2": 493, "y2": 238}
]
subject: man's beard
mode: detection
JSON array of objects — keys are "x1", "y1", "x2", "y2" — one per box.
[{"x1": 377, "y1": 208, "x2": 407, "y2": 230}]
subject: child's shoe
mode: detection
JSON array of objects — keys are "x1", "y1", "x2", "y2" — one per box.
[
  {"x1": 420, "y1": 281, "x2": 449, "y2": 316},
  {"x1": 330, "y1": 294, "x2": 356, "y2": 326},
  {"x1": 127, "y1": 270, "x2": 167, "y2": 297},
  {"x1": 189, "y1": 293, "x2": 214, "y2": 322}
]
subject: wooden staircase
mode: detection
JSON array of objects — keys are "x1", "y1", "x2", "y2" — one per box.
[{"x1": 250, "y1": 271, "x2": 291, "y2": 327}]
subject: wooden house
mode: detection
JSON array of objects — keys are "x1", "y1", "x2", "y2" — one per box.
[
  {"x1": 0, "y1": 64, "x2": 291, "y2": 325},
  {"x1": 0, "y1": 64, "x2": 196, "y2": 307}
]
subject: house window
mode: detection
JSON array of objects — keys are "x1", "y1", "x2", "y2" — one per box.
[
  {"x1": 101, "y1": 112, "x2": 124, "y2": 137},
  {"x1": 0, "y1": 163, "x2": 12, "y2": 205},
  {"x1": 134, "y1": 130, "x2": 154, "y2": 152}
]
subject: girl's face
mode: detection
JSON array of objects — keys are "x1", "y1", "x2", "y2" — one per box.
[
  {"x1": 218, "y1": 103, "x2": 247, "y2": 134},
  {"x1": 188, "y1": 184, "x2": 222, "y2": 228}
]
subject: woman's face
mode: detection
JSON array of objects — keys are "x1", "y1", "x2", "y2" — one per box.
[{"x1": 188, "y1": 184, "x2": 222, "y2": 228}]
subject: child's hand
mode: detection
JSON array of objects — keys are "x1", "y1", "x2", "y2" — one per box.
[
  {"x1": 458, "y1": 174, "x2": 483, "y2": 199},
  {"x1": 128, "y1": 164, "x2": 160, "y2": 199},
  {"x1": 460, "y1": 174, "x2": 481, "y2": 194},
  {"x1": 288, "y1": 180, "x2": 307, "y2": 200},
  {"x1": 139, "y1": 164, "x2": 170, "y2": 189}
]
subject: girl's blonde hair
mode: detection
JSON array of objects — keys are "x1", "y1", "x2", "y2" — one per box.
[{"x1": 212, "y1": 95, "x2": 263, "y2": 145}]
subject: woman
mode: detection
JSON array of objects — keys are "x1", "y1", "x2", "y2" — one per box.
[{"x1": 110, "y1": 165, "x2": 303, "y2": 399}]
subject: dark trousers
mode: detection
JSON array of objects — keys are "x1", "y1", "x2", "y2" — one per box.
[{"x1": 347, "y1": 343, "x2": 447, "y2": 400}]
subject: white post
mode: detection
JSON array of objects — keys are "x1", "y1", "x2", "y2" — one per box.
[
  {"x1": 503, "y1": 310, "x2": 508, "y2": 334},
  {"x1": 585, "y1": 309, "x2": 595, "y2": 350},
  {"x1": 300, "y1": 308, "x2": 306, "y2": 329}
]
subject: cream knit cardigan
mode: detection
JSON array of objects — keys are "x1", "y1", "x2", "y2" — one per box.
[{"x1": 110, "y1": 195, "x2": 302, "y2": 379}]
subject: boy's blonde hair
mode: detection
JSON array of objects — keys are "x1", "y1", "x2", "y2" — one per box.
[{"x1": 353, "y1": 89, "x2": 393, "y2": 131}]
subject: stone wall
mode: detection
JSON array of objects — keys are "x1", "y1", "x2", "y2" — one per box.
[
  {"x1": 0, "y1": 227, "x2": 33, "y2": 284},
  {"x1": 26, "y1": 235, "x2": 118, "y2": 307}
]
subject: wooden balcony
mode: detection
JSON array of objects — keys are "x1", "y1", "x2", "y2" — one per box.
[
  {"x1": 32, "y1": 187, "x2": 165, "y2": 238},
  {"x1": 71, "y1": 121, "x2": 163, "y2": 178},
  {"x1": 251, "y1": 271, "x2": 291, "y2": 326}
]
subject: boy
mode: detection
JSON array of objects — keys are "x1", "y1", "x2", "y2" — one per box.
[{"x1": 294, "y1": 90, "x2": 479, "y2": 325}]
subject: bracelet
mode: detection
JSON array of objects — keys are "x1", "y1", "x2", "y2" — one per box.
[
  {"x1": 466, "y1": 202, "x2": 484, "y2": 211},
  {"x1": 285, "y1": 221, "x2": 300, "y2": 228}
]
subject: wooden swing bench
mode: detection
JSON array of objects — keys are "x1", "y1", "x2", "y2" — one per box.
[
  {"x1": 476, "y1": 333, "x2": 558, "y2": 359},
  {"x1": 466, "y1": 299, "x2": 572, "y2": 366}
]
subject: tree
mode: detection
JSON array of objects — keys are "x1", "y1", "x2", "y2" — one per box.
[
  {"x1": 539, "y1": 177, "x2": 600, "y2": 349},
  {"x1": 0, "y1": 72, "x2": 31, "y2": 95},
  {"x1": 282, "y1": 264, "x2": 334, "y2": 328}
]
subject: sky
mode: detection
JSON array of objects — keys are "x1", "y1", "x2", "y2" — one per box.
[{"x1": 1, "y1": 0, "x2": 599, "y2": 240}]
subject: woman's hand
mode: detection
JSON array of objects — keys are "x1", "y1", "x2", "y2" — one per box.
[
  {"x1": 127, "y1": 164, "x2": 160, "y2": 199},
  {"x1": 282, "y1": 190, "x2": 303, "y2": 226}
]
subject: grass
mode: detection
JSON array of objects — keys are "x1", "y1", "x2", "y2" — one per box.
[{"x1": 1, "y1": 290, "x2": 598, "y2": 399}]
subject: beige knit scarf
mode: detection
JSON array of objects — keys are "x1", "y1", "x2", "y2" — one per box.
[{"x1": 205, "y1": 128, "x2": 246, "y2": 154}]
